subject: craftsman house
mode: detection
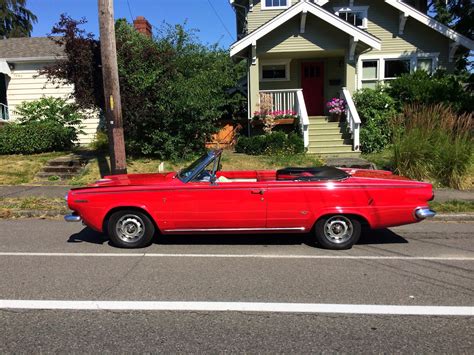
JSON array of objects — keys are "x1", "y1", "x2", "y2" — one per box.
[{"x1": 229, "y1": 0, "x2": 474, "y2": 156}]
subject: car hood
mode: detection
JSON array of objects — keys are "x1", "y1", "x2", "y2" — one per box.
[{"x1": 88, "y1": 172, "x2": 177, "y2": 187}]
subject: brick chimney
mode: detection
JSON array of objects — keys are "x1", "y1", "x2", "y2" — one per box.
[{"x1": 133, "y1": 16, "x2": 152, "y2": 38}]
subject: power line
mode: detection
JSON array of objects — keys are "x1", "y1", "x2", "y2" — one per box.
[
  {"x1": 206, "y1": 0, "x2": 235, "y2": 41},
  {"x1": 126, "y1": 0, "x2": 134, "y2": 22}
]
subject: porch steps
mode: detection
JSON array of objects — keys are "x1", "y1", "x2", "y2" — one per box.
[{"x1": 307, "y1": 116, "x2": 360, "y2": 158}]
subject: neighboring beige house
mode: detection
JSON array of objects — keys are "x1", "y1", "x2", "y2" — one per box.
[
  {"x1": 0, "y1": 37, "x2": 99, "y2": 144},
  {"x1": 229, "y1": 0, "x2": 474, "y2": 156}
]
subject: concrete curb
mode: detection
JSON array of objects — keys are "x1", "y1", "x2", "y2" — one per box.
[{"x1": 433, "y1": 213, "x2": 474, "y2": 222}]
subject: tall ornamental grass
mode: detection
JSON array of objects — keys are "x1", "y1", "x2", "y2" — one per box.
[{"x1": 392, "y1": 104, "x2": 473, "y2": 189}]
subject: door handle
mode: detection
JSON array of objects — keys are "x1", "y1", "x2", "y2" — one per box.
[{"x1": 251, "y1": 189, "x2": 264, "y2": 195}]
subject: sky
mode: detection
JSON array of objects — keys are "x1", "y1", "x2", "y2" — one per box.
[{"x1": 29, "y1": 0, "x2": 236, "y2": 48}]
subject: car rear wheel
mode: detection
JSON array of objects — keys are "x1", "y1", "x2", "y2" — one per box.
[
  {"x1": 107, "y1": 210, "x2": 155, "y2": 248},
  {"x1": 314, "y1": 215, "x2": 361, "y2": 250}
]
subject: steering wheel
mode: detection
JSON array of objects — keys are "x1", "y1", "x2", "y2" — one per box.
[{"x1": 194, "y1": 170, "x2": 212, "y2": 182}]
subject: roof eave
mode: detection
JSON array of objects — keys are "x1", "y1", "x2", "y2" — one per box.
[{"x1": 230, "y1": 1, "x2": 381, "y2": 58}]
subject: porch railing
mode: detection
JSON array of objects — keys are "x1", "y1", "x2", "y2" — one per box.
[
  {"x1": 259, "y1": 89, "x2": 310, "y2": 148},
  {"x1": 0, "y1": 103, "x2": 9, "y2": 121},
  {"x1": 340, "y1": 87, "x2": 361, "y2": 151}
]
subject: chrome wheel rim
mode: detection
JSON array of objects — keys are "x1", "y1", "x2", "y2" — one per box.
[
  {"x1": 323, "y1": 216, "x2": 353, "y2": 244},
  {"x1": 116, "y1": 214, "x2": 145, "y2": 243}
]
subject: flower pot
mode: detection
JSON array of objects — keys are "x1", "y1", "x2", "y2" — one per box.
[
  {"x1": 329, "y1": 113, "x2": 342, "y2": 122},
  {"x1": 274, "y1": 118, "x2": 295, "y2": 126}
]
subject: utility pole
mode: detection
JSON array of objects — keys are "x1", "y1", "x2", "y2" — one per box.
[{"x1": 98, "y1": 0, "x2": 127, "y2": 174}]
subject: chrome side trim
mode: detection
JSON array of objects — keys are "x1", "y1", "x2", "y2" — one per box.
[
  {"x1": 414, "y1": 207, "x2": 436, "y2": 220},
  {"x1": 163, "y1": 227, "x2": 306, "y2": 233},
  {"x1": 64, "y1": 214, "x2": 82, "y2": 222}
]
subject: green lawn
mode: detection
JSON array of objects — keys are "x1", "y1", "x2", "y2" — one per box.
[{"x1": 0, "y1": 152, "x2": 65, "y2": 185}]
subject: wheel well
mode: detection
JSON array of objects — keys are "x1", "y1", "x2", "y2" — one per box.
[
  {"x1": 312, "y1": 213, "x2": 370, "y2": 232},
  {"x1": 103, "y1": 206, "x2": 160, "y2": 234}
]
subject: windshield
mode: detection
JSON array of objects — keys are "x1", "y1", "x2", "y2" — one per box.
[{"x1": 176, "y1": 152, "x2": 211, "y2": 182}]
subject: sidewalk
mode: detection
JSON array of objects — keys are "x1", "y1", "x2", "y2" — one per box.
[{"x1": 1, "y1": 185, "x2": 473, "y2": 202}]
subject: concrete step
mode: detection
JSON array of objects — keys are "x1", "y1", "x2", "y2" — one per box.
[
  {"x1": 42, "y1": 166, "x2": 83, "y2": 174},
  {"x1": 308, "y1": 145, "x2": 354, "y2": 153},
  {"x1": 36, "y1": 172, "x2": 77, "y2": 180},
  {"x1": 309, "y1": 127, "x2": 349, "y2": 134},
  {"x1": 308, "y1": 151, "x2": 362, "y2": 158},
  {"x1": 310, "y1": 138, "x2": 353, "y2": 147},
  {"x1": 47, "y1": 159, "x2": 83, "y2": 167},
  {"x1": 310, "y1": 121, "x2": 345, "y2": 127},
  {"x1": 308, "y1": 116, "x2": 329, "y2": 122},
  {"x1": 309, "y1": 132, "x2": 352, "y2": 139}
]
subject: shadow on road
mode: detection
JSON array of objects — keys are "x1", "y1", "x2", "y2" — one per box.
[
  {"x1": 359, "y1": 228, "x2": 408, "y2": 245},
  {"x1": 67, "y1": 227, "x2": 408, "y2": 247},
  {"x1": 67, "y1": 228, "x2": 108, "y2": 245}
]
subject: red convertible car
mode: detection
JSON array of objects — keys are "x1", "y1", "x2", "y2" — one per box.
[{"x1": 65, "y1": 149, "x2": 435, "y2": 250}]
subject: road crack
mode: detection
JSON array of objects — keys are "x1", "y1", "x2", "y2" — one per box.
[{"x1": 96, "y1": 255, "x2": 145, "y2": 298}]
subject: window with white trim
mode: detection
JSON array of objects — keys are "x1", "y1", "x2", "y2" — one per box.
[
  {"x1": 260, "y1": 60, "x2": 290, "y2": 81},
  {"x1": 262, "y1": 0, "x2": 291, "y2": 10},
  {"x1": 334, "y1": 6, "x2": 368, "y2": 29},
  {"x1": 359, "y1": 55, "x2": 438, "y2": 88},
  {"x1": 361, "y1": 60, "x2": 378, "y2": 89}
]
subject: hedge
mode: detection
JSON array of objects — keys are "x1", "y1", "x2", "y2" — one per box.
[
  {"x1": 235, "y1": 132, "x2": 304, "y2": 155},
  {"x1": 0, "y1": 121, "x2": 76, "y2": 154}
]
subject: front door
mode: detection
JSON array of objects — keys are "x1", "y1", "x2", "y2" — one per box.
[
  {"x1": 301, "y1": 62, "x2": 324, "y2": 116},
  {"x1": 167, "y1": 182, "x2": 268, "y2": 231}
]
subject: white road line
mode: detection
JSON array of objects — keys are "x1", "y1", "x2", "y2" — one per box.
[
  {"x1": 0, "y1": 300, "x2": 472, "y2": 316},
  {"x1": 0, "y1": 252, "x2": 472, "y2": 261}
]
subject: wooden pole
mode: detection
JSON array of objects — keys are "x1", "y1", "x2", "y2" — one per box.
[{"x1": 98, "y1": 0, "x2": 127, "y2": 174}]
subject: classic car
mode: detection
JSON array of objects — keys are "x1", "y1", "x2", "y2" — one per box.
[{"x1": 65, "y1": 149, "x2": 436, "y2": 250}]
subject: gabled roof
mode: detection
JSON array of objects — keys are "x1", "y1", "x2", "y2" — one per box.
[
  {"x1": 319, "y1": 0, "x2": 473, "y2": 50},
  {"x1": 0, "y1": 37, "x2": 64, "y2": 61},
  {"x1": 384, "y1": 0, "x2": 473, "y2": 49},
  {"x1": 230, "y1": 1, "x2": 381, "y2": 58}
]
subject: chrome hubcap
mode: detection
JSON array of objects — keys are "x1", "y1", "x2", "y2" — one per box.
[
  {"x1": 323, "y1": 216, "x2": 353, "y2": 244},
  {"x1": 116, "y1": 214, "x2": 145, "y2": 242}
]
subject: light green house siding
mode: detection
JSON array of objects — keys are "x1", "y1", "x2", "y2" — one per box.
[
  {"x1": 324, "y1": 0, "x2": 451, "y2": 69},
  {"x1": 256, "y1": 16, "x2": 349, "y2": 54},
  {"x1": 247, "y1": 1, "x2": 287, "y2": 33}
]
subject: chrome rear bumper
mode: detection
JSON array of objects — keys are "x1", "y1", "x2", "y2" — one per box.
[
  {"x1": 415, "y1": 207, "x2": 436, "y2": 220},
  {"x1": 64, "y1": 214, "x2": 82, "y2": 222}
]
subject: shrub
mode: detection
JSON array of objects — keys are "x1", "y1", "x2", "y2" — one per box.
[
  {"x1": 353, "y1": 87, "x2": 397, "y2": 153},
  {"x1": 90, "y1": 130, "x2": 108, "y2": 152},
  {"x1": 42, "y1": 16, "x2": 246, "y2": 160},
  {"x1": 388, "y1": 71, "x2": 473, "y2": 113},
  {"x1": 15, "y1": 97, "x2": 84, "y2": 142},
  {"x1": 0, "y1": 121, "x2": 76, "y2": 154},
  {"x1": 235, "y1": 132, "x2": 304, "y2": 156},
  {"x1": 391, "y1": 104, "x2": 473, "y2": 189}
]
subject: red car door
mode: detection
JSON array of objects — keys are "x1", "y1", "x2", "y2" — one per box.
[{"x1": 167, "y1": 182, "x2": 267, "y2": 230}]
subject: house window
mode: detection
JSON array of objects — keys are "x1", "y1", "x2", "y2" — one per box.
[
  {"x1": 384, "y1": 59, "x2": 410, "y2": 79},
  {"x1": 358, "y1": 54, "x2": 438, "y2": 89},
  {"x1": 262, "y1": 0, "x2": 291, "y2": 9},
  {"x1": 334, "y1": 6, "x2": 368, "y2": 28},
  {"x1": 361, "y1": 60, "x2": 378, "y2": 89},
  {"x1": 260, "y1": 60, "x2": 290, "y2": 81}
]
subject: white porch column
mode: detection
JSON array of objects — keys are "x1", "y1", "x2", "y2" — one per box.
[{"x1": 248, "y1": 56, "x2": 260, "y2": 120}]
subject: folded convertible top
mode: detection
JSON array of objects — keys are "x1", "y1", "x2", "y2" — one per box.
[{"x1": 276, "y1": 167, "x2": 350, "y2": 181}]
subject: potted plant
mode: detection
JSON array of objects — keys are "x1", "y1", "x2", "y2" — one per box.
[{"x1": 326, "y1": 98, "x2": 346, "y2": 122}]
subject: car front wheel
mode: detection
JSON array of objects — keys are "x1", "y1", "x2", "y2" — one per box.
[
  {"x1": 107, "y1": 210, "x2": 155, "y2": 248},
  {"x1": 314, "y1": 215, "x2": 361, "y2": 250}
]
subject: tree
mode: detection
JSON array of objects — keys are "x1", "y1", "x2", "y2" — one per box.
[
  {"x1": 429, "y1": 0, "x2": 473, "y2": 71},
  {"x1": 0, "y1": 0, "x2": 37, "y2": 38},
  {"x1": 41, "y1": 16, "x2": 246, "y2": 160}
]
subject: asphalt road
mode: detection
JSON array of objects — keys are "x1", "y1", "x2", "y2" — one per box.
[{"x1": 0, "y1": 219, "x2": 473, "y2": 352}]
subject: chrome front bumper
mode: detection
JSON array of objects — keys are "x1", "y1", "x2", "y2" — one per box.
[
  {"x1": 415, "y1": 207, "x2": 436, "y2": 220},
  {"x1": 64, "y1": 214, "x2": 82, "y2": 222}
]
